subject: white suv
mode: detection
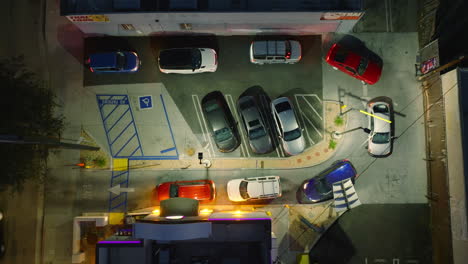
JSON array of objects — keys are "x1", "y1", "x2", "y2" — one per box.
[
  {"x1": 158, "y1": 48, "x2": 218, "y2": 74},
  {"x1": 250, "y1": 40, "x2": 301, "y2": 65},
  {"x1": 227, "y1": 176, "x2": 282, "y2": 202}
]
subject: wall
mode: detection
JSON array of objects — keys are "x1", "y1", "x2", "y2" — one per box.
[{"x1": 67, "y1": 12, "x2": 361, "y2": 36}]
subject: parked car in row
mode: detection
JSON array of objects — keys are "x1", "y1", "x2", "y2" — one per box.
[
  {"x1": 157, "y1": 180, "x2": 216, "y2": 203},
  {"x1": 237, "y1": 95, "x2": 273, "y2": 154},
  {"x1": 366, "y1": 97, "x2": 394, "y2": 157},
  {"x1": 201, "y1": 91, "x2": 240, "y2": 153},
  {"x1": 86, "y1": 51, "x2": 140, "y2": 73},
  {"x1": 227, "y1": 176, "x2": 282, "y2": 202},
  {"x1": 271, "y1": 97, "x2": 305, "y2": 156},
  {"x1": 158, "y1": 48, "x2": 218, "y2": 74},
  {"x1": 250, "y1": 40, "x2": 302, "y2": 65},
  {"x1": 325, "y1": 43, "x2": 382, "y2": 85},
  {"x1": 299, "y1": 160, "x2": 358, "y2": 204}
]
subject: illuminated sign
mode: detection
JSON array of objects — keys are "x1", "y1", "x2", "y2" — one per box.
[
  {"x1": 67, "y1": 15, "x2": 110, "y2": 22},
  {"x1": 321, "y1": 12, "x2": 363, "y2": 20}
]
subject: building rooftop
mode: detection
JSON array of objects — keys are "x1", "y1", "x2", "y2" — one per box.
[{"x1": 61, "y1": 0, "x2": 363, "y2": 15}]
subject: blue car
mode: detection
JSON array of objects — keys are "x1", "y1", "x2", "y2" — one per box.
[
  {"x1": 299, "y1": 160, "x2": 357, "y2": 203},
  {"x1": 86, "y1": 51, "x2": 140, "y2": 73}
]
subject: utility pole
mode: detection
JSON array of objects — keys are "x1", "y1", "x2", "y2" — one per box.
[{"x1": 0, "y1": 134, "x2": 100, "y2": 151}]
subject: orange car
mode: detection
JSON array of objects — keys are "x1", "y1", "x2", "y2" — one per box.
[{"x1": 157, "y1": 180, "x2": 216, "y2": 203}]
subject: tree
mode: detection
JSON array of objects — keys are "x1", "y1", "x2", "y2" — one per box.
[{"x1": 0, "y1": 56, "x2": 65, "y2": 191}]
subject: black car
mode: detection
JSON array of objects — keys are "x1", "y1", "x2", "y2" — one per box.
[{"x1": 201, "y1": 91, "x2": 240, "y2": 152}]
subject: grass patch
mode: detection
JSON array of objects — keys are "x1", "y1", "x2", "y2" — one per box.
[
  {"x1": 329, "y1": 139, "x2": 337, "y2": 150},
  {"x1": 334, "y1": 116, "x2": 344, "y2": 126}
]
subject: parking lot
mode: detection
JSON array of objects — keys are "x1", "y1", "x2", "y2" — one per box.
[{"x1": 85, "y1": 35, "x2": 325, "y2": 158}]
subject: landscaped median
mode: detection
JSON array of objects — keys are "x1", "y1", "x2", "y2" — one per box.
[{"x1": 129, "y1": 101, "x2": 347, "y2": 170}]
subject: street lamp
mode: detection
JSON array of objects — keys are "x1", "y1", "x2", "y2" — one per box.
[
  {"x1": 332, "y1": 127, "x2": 369, "y2": 139},
  {"x1": 198, "y1": 152, "x2": 212, "y2": 168}
]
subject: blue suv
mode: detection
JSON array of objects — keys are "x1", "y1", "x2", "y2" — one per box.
[
  {"x1": 298, "y1": 160, "x2": 357, "y2": 203},
  {"x1": 86, "y1": 51, "x2": 140, "y2": 73}
]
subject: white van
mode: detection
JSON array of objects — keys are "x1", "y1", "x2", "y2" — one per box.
[{"x1": 250, "y1": 40, "x2": 302, "y2": 65}]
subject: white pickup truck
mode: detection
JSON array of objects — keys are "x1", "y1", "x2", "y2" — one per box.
[{"x1": 227, "y1": 176, "x2": 282, "y2": 202}]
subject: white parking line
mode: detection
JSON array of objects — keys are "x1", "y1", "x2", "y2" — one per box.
[
  {"x1": 295, "y1": 96, "x2": 314, "y2": 145},
  {"x1": 259, "y1": 95, "x2": 283, "y2": 157},
  {"x1": 298, "y1": 95, "x2": 322, "y2": 121},
  {"x1": 300, "y1": 111, "x2": 322, "y2": 138},
  {"x1": 192, "y1": 95, "x2": 215, "y2": 157},
  {"x1": 385, "y1": 0, "x2": 391, "y2": 32},
  {"x1": 225, "y1": 94, "x2": 250, "y2": 157}
]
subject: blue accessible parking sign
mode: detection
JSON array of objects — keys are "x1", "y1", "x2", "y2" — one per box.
[{"x1": 138, "y1": 96, "x2": 153, "y2": 110}]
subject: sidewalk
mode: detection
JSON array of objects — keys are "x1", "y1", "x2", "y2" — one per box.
[{"x1": 128, "y1": 101, "x2": 346, "y2": 170}]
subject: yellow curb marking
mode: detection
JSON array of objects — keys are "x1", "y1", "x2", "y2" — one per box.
[
  {"x1": 109, "y1": 212, "x2": 125, "y2": 224},
  {"x1": 113, "y1": 158, "x2": 129, "y2": 171},
  {"x1": 359, "y1": 110, "x2": 392, "y2": 123}
]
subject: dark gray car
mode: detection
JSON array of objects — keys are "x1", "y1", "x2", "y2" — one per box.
[
  {"x1": 201, "y1": 91, "x2": 240, "y2": 153},
  {"x1": 237, "y1": 96, "x2": 273, "y2": 154}
]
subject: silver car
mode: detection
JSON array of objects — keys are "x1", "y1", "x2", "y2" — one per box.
[
  {"x1": 366, "y1": 98, "x2": 394, "y2": 157},
  {"x1": 271, "y1": 97, "x2": 305, "y2": 156},
  {"x1": 237, "y1": 96, "x2": 273, "y2": 154}
]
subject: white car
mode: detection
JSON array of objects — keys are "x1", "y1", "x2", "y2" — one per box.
[
  {"x1": 250, "y1": 40, "x2": 302, "y2": 64},
  {"x1": 158, "y1": 48, "x2": 217, "y2": 74},
  {"x1": 227, "y1": 176, "x2": 282, "y2": 202},
  {"x1": 271, "y1": 97, "x2": 305, "y2": 156},
  {"x1": 367, "y1": 98, "x2": 394, "y2": 157}
]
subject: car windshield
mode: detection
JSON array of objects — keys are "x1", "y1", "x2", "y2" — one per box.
[
  {"x1": 239, "y1": 181, "x2": 250, "y2": 199},
  {"x1": 357, "y1": 57, "x2": 368, "y2": 76},
  {"x1": 169, "y1": 184, "x2": 179, "y2": 198},
  {"x1": 214, "y1": 127, "x2": 233, "y2": 143},
  {"x1": 275, "y1": 102, "x2": 291, "y2": 113},
  {"x1": 315, "y1": 177, "x2": 331, "y2": 195},
  {"x1": 284, "y1": 128, "x2": 301, "y2": 141},
  {"x1": 249, "y1": 127, "x2": 267, "y2": 140},
  {"x1": 191, "y1": 49, "x2": 202, "y2": 69},
  {"x1": 239, "y1": 99, "x2": 254, "y2": 110},
  {"x1": 372, "y1": 132, "x2": 390, "y2": 144},
  {"x1": 373, "y1": 104, "x2": 389, "y2": 113},
  {"x1": 116, "y1": 52, "x2": 126, "y2": 69},
  {"x1": 204, "y1": 101, "x2": 219, "y2": 112},
  {"x1": 334, "y1": 48, "x2": 349, "y2": 63}
]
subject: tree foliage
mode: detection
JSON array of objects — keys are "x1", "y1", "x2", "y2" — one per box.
[{"x1": 0, "y1": 56, "x2": 65, "y2": 191}]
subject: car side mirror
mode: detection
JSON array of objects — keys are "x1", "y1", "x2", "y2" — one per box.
[{"x1": 363, "y1": 128, "x2": 371, "y2": 134}]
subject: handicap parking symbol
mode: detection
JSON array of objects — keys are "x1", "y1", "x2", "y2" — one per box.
[{"x1": 138, "y1": 96, "x2": 153, "y2": 110}]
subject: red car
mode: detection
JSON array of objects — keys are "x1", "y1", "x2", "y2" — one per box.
[
  {"x1": 325, "y1": 43, "x2": 382, "y2": 85},
  {"x1": 157, "y1": 180, "x2": 215, "y2": 203}
]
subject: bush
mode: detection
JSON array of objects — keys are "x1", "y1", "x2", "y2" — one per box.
[{"x1": 334, "y1": 116, "x2": 344, "y2": 126}]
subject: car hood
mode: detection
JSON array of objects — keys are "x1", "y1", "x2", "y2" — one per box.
[
  {"x1": 122, "y1": 52, "x2": 139, "y2": 71},
  {"x1": 250, "y1": 135, "x2": 273, "y2": 154},
  {"x1": 289, "y1": 40, "x2": 302, "y2": 61},
  {"x1": 200, "y1": 49, "x2": 217, "y2": 69},
  {"x1": 216, "y1": 135, "x2": 238, "y2": 152},
  {"x1": 227, "y1": 179, "x2": 244, "y2": 201},
  {"x1": 361, "y1": 59, "x2": 382, "y2": 85},
  {"x1": 284, "y1": 134, "x2": 305, "y2": 155}
]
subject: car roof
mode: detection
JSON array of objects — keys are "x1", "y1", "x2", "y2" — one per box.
[
  {"x1": 314, "y1": 161, "x2": 356, "y2": 183},
  {"x1": 370, "y1": 102, "x2": 391, "y2": 132},
  {"x1": 159, "y1": 48, "x2": 196, "y2": 69},
  {"x1": 89, "y1": 52, "x2": 117, "y2": 68}
]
